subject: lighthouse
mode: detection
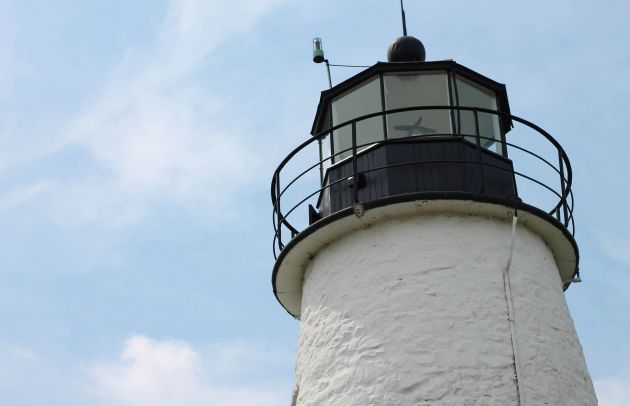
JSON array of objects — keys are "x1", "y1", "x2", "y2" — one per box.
[{"x1": 271, "y1": 27, "x2": 597, "y2": 406}]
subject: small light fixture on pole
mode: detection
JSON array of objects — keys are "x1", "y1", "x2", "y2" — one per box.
[
  {"x1": 313, "y1": 37, "x2": 333, "y2": 89},
  {"x1": 313, "y1": 37, "x2": 325, "y2": 63}
]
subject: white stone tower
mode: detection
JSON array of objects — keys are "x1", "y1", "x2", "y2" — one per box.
[{"x1": 271, "y1": 32, "x2": 597, "y2": 405}]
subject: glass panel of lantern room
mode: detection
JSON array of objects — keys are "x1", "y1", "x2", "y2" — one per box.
[
  {"x1": 384, "y1": 72, "x2": 452, "y2": 139},
  {"x1": 331, "y1": 77, "x2": 384, "y2": 163},
  {"x1": 455, "y1": 76, "x2": 502, "y2": 154},
  {"x1": 318, "y1": 133, "x2": 332, "y2": 180}
]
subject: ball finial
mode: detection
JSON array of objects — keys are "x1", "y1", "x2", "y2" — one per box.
[{"x1": 387, "y1": 36, "x2": 426, "y2": 63}]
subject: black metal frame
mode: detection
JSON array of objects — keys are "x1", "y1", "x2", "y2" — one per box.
[
  {"x1": 315, "y1": 62, "x2": 512, "y2": 172},
  {"x1": 272, "y1": 106, "x2": 575, "y2": 273},
  {"x1": 311, "y1": 61, "x2": 512, "y2": 137}
]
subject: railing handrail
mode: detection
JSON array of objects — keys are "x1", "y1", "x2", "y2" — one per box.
[{"x1": 271, "y1": 105, "x2": 574, "y2": 258}]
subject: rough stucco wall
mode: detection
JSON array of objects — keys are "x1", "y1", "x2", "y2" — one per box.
[{"x1": 295, "y1": 214, "x2": 596, "y2": 406}]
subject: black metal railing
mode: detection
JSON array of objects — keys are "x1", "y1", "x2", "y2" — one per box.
[{"x1": 271, "y1": 106, "x2": 575, "y2": 259}]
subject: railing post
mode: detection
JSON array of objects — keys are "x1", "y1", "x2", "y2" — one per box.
[
  {"x1": 351, "y1": 121, "x2": 359, "y2": 204},
  {"x1": 473, "y1": 109, "x2": 485, "y2": 194},
  {"x1": 558, "y1": 150, "x2": 569, "y2": 227},
  {"x1": 276, "y1": 173, "x2": 284, "y2": 250},
  {"x1": 318, "y1": 136, "x2": 324, "y2": 185}
]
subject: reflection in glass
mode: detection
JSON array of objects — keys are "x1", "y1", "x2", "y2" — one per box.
[
  {"x1": 331, "y1": 77, "x2": 384, "y2": 162},
  {"x1": 455, "y1": 77, "x2": 501, "y2": 153},
  {"x1": 384, "y1": 72, "x2": 452, "y2": 139},
  {"x1": 319, "y1": 133, "x2": 332, "y2": 174}
]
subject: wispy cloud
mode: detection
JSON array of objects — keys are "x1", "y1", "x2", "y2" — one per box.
[
  {"x1": 0, "y1": 182, "x2": 51, "y2": 213},
  {"x1": 1, "y1": 0, "x2": 287, "y2": 227},
  {"x1": 595, "y1": 373, "x2": 630, "y2": 406},
  {"x1": 88, "y1": 335, "x2": 290, "y2": 406},
  {"x1": 0, "y1": 343, "x2": 39, "y2": 363},
  {"x1": 56, "y1": 0, "x2": 287, "y2": 227}
]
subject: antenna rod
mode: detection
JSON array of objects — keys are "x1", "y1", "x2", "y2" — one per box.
[
  {"x1": 324, "y1": 60, "x2": 333, "y2": 89},
  {"x1": 400, "y1": 0, "x2": 408, "y2": 36}
]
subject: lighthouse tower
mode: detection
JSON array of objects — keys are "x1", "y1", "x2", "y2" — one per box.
[{"x1": 271, "y1": 30, "x2": 597, "y2": 405}]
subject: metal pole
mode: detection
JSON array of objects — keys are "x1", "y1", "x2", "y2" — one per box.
[
  {"x1": 400, "y1": 0, "x2": 408, "y2": 36},
  {"x1": 351, "y1": 122, "x2": 359, "y2": 204},
  {"x1": 318, "y1": 137, "x2": 324, "y2": 185},
  {"x1": 324, "y1": 59, "x2": 333, "y2": 89},
  {"x1": 276, "y1": 174, "x2": 283, "y2": 250},
  {"x1": 473, "y1": 109, "x2": 485, "y2": 194},
  {"x1": 558, "y1": 150, "x2": 569, "y2": 226}
]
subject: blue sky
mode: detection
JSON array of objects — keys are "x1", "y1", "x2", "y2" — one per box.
[{"x1": 0, "y1": 0, "x2": 628, "y2": 404}]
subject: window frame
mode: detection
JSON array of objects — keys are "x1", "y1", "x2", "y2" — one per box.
[{"x1": 314, "y1": 61, "x2": 511, "y2": 172}]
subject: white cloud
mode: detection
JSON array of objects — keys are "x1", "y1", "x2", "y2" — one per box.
[
  {"x1": 0, "y1": 343, "x2": 42, "y2": 394},
  {"x1": 88, "y1": 336, "x2": 289, "y2": 406},
  {"x1": 53, "y1": 0, "x2": 288, "y2": 227},
  {"x1": 0, "y1": 0, "x2": 287, "y2": 227},
  {"x1": 0, "y1": 182, "x2": 51, "y2": 213},
  {"x1": 0, "y1": 343, "x2": 39, "y2": 363},
  {"x1": 595, "y1": 374, "x2": 630, "y2": 406}
]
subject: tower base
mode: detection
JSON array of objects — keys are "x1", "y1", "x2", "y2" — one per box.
[{"x1": 292, "y1": 210, "x2": 596, "y2": 405}]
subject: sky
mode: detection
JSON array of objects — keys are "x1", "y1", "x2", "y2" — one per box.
[{"x1": 0, "y1": 0, "x2": 628, "y2": 404}]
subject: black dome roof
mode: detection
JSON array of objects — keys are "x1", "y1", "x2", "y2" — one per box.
[{"x1": 387, "y1": 36, "x2": 426, "y2": 62}]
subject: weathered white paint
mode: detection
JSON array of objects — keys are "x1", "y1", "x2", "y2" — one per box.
[
  {"x1": 294, "y1": 213, "x2": 596, "y2": 405},
  {"x1": 274, "y1": 199, "x2": 578, "y2": 318}
]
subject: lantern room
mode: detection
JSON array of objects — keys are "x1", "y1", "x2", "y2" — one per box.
[
  {"x1": 310, "y1": 61, "x2": 518, "y2": 221},
  {"x1": 313, "y1": 61, "x2": 512, "y2": 161}
]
